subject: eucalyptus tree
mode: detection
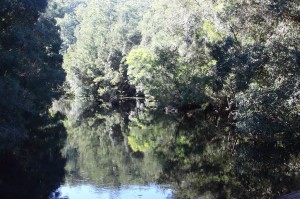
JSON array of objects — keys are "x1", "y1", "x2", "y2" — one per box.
[
  {"x1": 61, "y1": 0, "x2": 148, "y2": 100},
  {"x1": 126, "y1": 0, "x2": 227, "y2": 107},
  {"x1": 58, "y1": 0, "x2": 300, "y2": 137},
  {"x1": 211, "y1": 0, "x2": 300, "y2": 137}
]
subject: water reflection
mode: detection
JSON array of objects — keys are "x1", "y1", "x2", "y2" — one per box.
[
  {"x1": 0, "y1": 114, "x2": 67, "y2": 199},
  {"x1": 154, "y1": 113, "x2": 300, "y2": 198},
  {"x1": 53, "y1": 184, "x2": 172, "y2": 199},
  {"x1": 51, "y1": 98, "x2": 171, "y2": 198},
  {"x1": 52, "y1": 98, "x2": 300, "y2": 198}
]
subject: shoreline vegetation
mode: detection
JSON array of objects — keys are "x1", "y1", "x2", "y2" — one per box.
[
  {"x1": 0, "y1": 0, "x2": 299, "y2": 198},
  {"x1": 0, "y1": 0, "x2": 298, "y2": 143},
  {"x1": 57, "y1": 0, "x2": 299, "y2": 140}
]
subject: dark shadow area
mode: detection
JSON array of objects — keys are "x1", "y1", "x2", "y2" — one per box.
[{"x1": 0, "y1": 114, "x2": 67, "y2": 199}]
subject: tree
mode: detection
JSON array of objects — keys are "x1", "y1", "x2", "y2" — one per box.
[
  {"x1": 211, "y1": 0, "x2": 300, "y2": 137},
  {"x1": 60, "y1": 0, "x2": 148, "y2": 100},
  {"x1": 0, "y1": 0, "x2": 65, "y2": 147}
]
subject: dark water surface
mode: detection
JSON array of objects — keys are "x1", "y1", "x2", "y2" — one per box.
[{"x1": 1, "y1": 98, "x2": 300, "y2": 199}]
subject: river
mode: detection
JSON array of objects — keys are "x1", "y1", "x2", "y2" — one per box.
[{"x1": 0, "y1": 98, "x2": 299, "y2": 199}]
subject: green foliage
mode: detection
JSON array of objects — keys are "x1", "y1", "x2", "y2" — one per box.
[
  {"x1": 58, "y1": 0, "x2": 148, "y2": 100},
  {"x1": 126, "y1": 48, "x2": 157, "y2": 87},
  {"x1": 202, "y1": 20, "x2": 225, "y2": 42},
  {"x1": 0, "y1": 0, "x2": 65, "y2": 144},
  {"x1": 210, "y1": 0, "x2": 300, "y2": 137},
  {"x1": 0, "y1": 2, "x2": 68, "y2": 197},
  {"x1": 56, "y1": 0, "x2": 300, "y2": 169}
]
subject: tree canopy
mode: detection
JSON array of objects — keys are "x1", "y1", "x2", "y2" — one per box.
[
  {"x1": 56, "y1": 0, "x2": 299, "y2": 138},
  {"x1": 1, "y1": 0, "x2": 299, "y2": 197},
  {"x1": 0, "y1": 0, "x2": 66, "y2": 147}
]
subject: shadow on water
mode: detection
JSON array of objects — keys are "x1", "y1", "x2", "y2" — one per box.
[{"x1": 0, "y1": 113, "x2": 67, "y2": 199}]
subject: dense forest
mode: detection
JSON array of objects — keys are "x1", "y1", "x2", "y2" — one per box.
[
  {"x1": 1, "y1": 0, "x2": 299, "y2": 149},
  {"x1": 0, "y1": 0, "x2": 300, "y2": 198},
  {"x1": 0, "y1": 0, "x2": 66, "y2": 148},
  {"x1": 0, "y1": 1, "x2": 67, "y2": 198},
  {"x1": 57, "y1": 0, "x2": 300, "y2": 138}
]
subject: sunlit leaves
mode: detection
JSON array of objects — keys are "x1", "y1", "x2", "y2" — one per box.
[{"x1": 126, "y1": 48, "x2": 157, "y2": 85}]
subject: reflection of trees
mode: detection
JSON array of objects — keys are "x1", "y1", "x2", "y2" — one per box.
[
  {"x1": 0, "y1": 114, "x2": 66, "y2": 199},
  {"x1": 57, "y1": 98, "x2": 300, "y2": 198},
  {"x1": 147, "y1": 113, "x2": 236, "y2": 199},
  {"x1": 233, "y1": 140, "x2": 300, "y2": 198},
  {"x1": 59, "y1": 99, "x2": 163, "y2": 187},
  {"x1": 148, "y1": 112, "x2": 300, "y2": 199},
  {"x1": 127, "y1": 107, "x2": 177, "y2": 153},
  {"x1": 126, "y1": 108, "x2": 300, "y2": 198}
]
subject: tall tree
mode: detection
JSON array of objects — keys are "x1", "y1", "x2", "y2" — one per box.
[
  {"x1": 61, "y1": 0, "x2": 148, "y2": 100},
  {"x1": 0, "y1": 0, "x2": 65, "y2": 146}
]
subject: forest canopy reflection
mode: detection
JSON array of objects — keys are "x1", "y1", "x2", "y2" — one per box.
[
  {"x1": 53, "y1": 99, "x2": 163, "y2": 187},
  {"x1": 52, "y1": 98, "x2": 300, "y2": 198}
]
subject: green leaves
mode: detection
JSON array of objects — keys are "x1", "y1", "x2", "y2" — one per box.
[
  {"x1": 59, "y1": 0, "x2": 148, "y2": 99},
  {"x1": 0, "y1": 0, "x2": 66, "y2": 145},
  {"x1": 56, "y1": 0, "x2": 299, "y2": 137},
  {"x1": 202, "y1": 20, "x2": 225, "y2": 42},
  {"x1": 126, "y1": 48, "x2": 157, "y2": 85}
]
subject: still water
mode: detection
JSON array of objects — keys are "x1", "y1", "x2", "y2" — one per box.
[
  {"x1": 0, "y1": 98, "x2": 300, "y2": 199},
  {"x1": 53, "y1": 184, "x2": 172, "y2": 199},
  {"x1": 49, "y1": 99, "x2": 174, "y2": 199}
]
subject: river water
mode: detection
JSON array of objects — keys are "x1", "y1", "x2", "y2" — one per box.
[{"x1": 0, "y1": 98, "x2": 299, "y2": 199}]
